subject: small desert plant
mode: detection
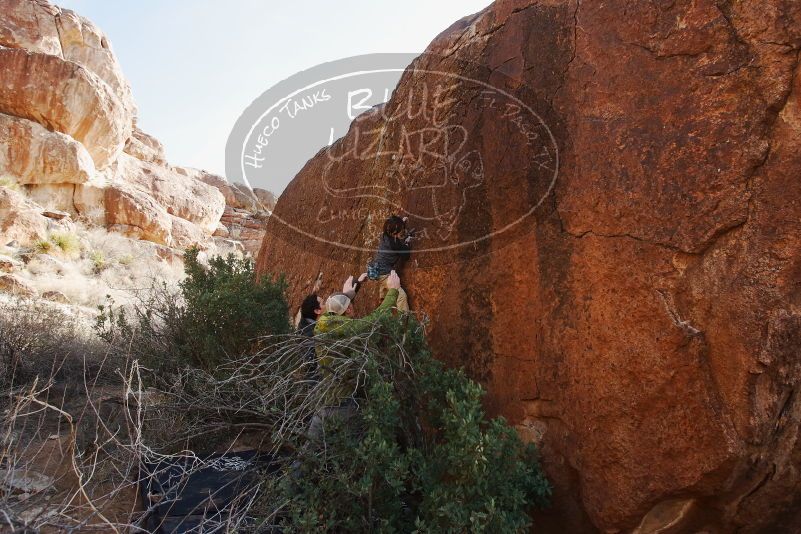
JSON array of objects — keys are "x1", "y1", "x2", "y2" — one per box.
[
  {"x1": 88, "y1": 250, "x2": 106, "y2": 273},
  {"x1": 0, "y1": 175, "x2": 20, "y2": 191},
  {"x1": 34, "y1": 239, "x2": 53, "y2": 254},
  {"x1": 49, "y1": 231, "x2": 80, "y2": 256},
  {"x1": 117, "y1": 253, "x2": 134, "y2": 266}
]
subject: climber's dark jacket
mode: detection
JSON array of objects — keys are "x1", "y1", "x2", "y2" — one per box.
[{"x1": 370, "y1": 234, "x2": 410, "y2": 277}]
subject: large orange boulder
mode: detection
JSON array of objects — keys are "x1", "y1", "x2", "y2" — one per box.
[
  {"x1": 103, "y1": 183, "x2": 172, "y2": 245},
  {"x1": 257, "y1": 0, "x2": 801, "y2": 531},
  {"x1": 0, "y1": 0, "x2": 135, "y2": 171}
]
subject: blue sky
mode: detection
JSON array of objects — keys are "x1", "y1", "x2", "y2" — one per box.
[{"x1": 58, "y1": 1, "x2": 492, "y2": 183}]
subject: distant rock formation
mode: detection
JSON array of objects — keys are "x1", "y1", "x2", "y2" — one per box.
[
  {"x1": 0, "y1": 0, "x2": 272, "y2": 257},
  {"x1": 257, "y1": 0, "x2": 801, "y2": 532},
  {"x1": 176, "y1": 166, "x2": 275, "y2": 257}
]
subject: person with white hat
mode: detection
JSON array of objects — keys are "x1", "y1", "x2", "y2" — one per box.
[
  {"x1": 304, "y1": 270, "x2": 404, "y2": 439},
  {"x1": 314, "y1": 270, "x2": 402, "y2": 338},
  {"x1": 313, "y1": 270, "x2": 402, "y2": 390}
]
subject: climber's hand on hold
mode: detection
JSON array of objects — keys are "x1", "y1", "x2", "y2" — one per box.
[
  {"x1": 352, "y1": 272, "x2": 368, "y2": 293},
  {"x1": 387, "y1": 270, "x2": 401, "y2": 290}
]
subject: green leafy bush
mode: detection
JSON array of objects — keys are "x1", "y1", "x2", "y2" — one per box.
[
  {"x1": 272, "y1": 314, "x2": 550, "y2": 532},
  {"x1": 95, "y1": 247, "x2": 290, "y2": 371}
]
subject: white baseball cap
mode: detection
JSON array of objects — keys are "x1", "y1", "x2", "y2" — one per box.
[{"x1": 325, "y1": 293, "x2": 352, "y2": 315}]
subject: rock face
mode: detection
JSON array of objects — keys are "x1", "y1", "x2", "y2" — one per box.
[
  {"x1": 104, "y1": 183, "x2": 172, "y2": 245},
  {"x1": 218, "y1": 207, "x2": 269, "y2": 257},
  {"x1": 0, "y1": 272, "x2": 36, "y2": 297},
  {"x1": 0, "y1": 186, "x2": 49, "y2": 243},
  {"x1": 123, "y1": 127, "x2": 166, "y2": 165},
  {"x1": 257, "y1": 1, "x2": 801, "y2": 532},
  {"x1": 0, "y1": 0, "x2": 62, "y2": 55},
  {"x1": 54, "y1": 7, "x2": 137, "y2": 119},
  {"x1": 116, "y1": 154, "x2": 225, "y2": 233},
  {"x1": 177, "y1": 166, "x2": 273, "y2": 256},
  {"x1": 0, "y1": 46, "x2": 131, "y2": 169},
  {"x1": 0, "y1": 113, "x2": 96, "y2": 184}
]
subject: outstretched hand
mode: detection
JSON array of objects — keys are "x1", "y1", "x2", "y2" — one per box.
[
  {"x1": 387, "y1": 270, "x2": 401, "y2": 290},
  {"x1": 342, "y1": 275, "x2": 355, "y2": 294}
]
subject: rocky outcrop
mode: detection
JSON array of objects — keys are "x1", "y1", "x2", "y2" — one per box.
[
  {"x1": 177, "y1": 166, "x2": 275, "y2": 212},
  {"x1": 123, "y1": 127, "x2": 166, "y2": 165},
  {"x1": 1, "y1": 186, "x2": 49, "y2": 244},
  {"x1": 257, "y1": 1, "x2": 801, "y2": 532},
  {"x1": 170, "y1": 214, "x2": 207, "y2": 249},
  {"x1": 54, "y1": 7, "x2": 137, "y2": 119},
  {"x1": 117, "y1": 154, "x2": 225, "y2": 233},
  {"x1": 177, "y1": 166, "x2": 273, "y2": 256},
  {"x1": 103, "y1": 184, "x2": 171, "y2": 245},
  {"x1": 0, "y1": 113, "x2": 96, "y2": 184},
  {"x1": 0, "y1": 0, "x2": 61, "y2": 55},
  {"x1": 218, "y1": 207, "x2": 269, "y2": 257},
  {"x1": 0, "y1": 0, "x2": 247, "y2": 256},
  {"x1": 0, "y1": 47, "x2": 131, "y2": 169}
]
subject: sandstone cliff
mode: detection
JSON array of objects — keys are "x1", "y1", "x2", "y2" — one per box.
[
  {"x1": 257, "y1": 1, "x2": 801, "y2": 531},
  {"x1": 0, "y1": 0, "x2": 272, "y2": 305}
]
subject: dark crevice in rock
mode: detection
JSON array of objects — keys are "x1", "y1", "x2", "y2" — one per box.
[
  {"x1": 715, "y1": 2, "x2": 751, "y2": 51},
  {"x1": 774, "y1": 388, "x2": 795, "y2": 434},
  {"x1": 548, "y1": 0, "x2": 580, "y2": 109},
  {"x1": 53, "y1": 9, "x2": 67, "y2": 59},
  {"x1": 656, "y1": 289, "x2": 703, "y2": 338},
  {"x1": 439, "y1": 18, "x2": 478, "y2": 62},
  {"x1": 701, "y1": 61, "x2": 759, "y2": 78},
  {"x1": 737, "y1": 463, "x2": 777, "y2": 508},
  {"x1": 482, "y1": 1, "x2": 539, "y2": 41},
  {"x1": 622, "y1": 39, "x2": 708, "y2": 60},
  {"x1": 691, "y1": 215, "x2": 748, "y2": 256},
  {"x1": 561, "y1": 227, "x2": 690, "y2": 254}
]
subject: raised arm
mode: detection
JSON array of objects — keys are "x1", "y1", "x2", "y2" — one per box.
[{"x1": 321, "y1": 272, "x2": 402, "y2": 338}]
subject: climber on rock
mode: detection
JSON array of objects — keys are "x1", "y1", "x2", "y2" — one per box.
[{"x1": 366, "y1": 215, "x2": 412, "y2": 311}]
